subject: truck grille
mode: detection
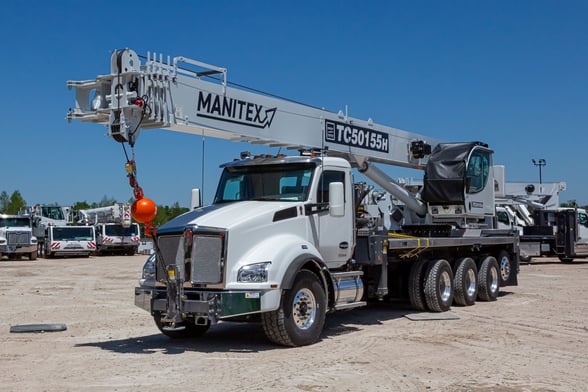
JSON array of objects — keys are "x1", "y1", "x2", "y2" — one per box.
[
  {"x1": 156, "y1": 232, "x2": 225, "y2": 285},
  {"x1": 7, "y1": 232, "x2": 31, "y2": 246}
]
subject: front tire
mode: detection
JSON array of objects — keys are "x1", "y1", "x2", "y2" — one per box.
[{"x1": 262, "y1": 270, "x2": 326, "y2": 347}]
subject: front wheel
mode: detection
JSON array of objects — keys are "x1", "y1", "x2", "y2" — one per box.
[{"x1": 262, "y1": 270, "x2": 326, "y2": 347}]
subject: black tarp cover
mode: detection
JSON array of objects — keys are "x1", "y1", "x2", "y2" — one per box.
[{"x1": 421, "y1": 142, "x2": 484, "y2": 205}]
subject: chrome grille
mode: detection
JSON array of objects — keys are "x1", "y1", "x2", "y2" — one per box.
[
  {"x1": 7, "y1": 232, "x2": 30, "y2": 246},
  {"x1": 156, "y1": 232, "x2": 224, "y2": 284},
  {"x1": 156, "y1": 235, "x2": 181, "y2": 280},
  {"x1": 191, "y1": 236, "x2": 223, "y2": 283}
]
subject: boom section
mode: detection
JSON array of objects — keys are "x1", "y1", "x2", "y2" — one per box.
[{"x1": 67, "y1": 49, "x2": 439, "y2": 169}]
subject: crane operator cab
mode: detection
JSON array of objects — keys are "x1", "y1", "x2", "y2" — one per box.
[{"x1": 421, "y1": 142, "x2": 495, "y2": 228}]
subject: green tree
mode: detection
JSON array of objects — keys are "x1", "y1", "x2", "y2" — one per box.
[
  {"x1": 98, "y1": 195, "x2": 117, "y2": 207},
  {"x1": 6, "y1": 191, "x2": 27, "y2": 214},
  {"x1": 152, "y1": 202, "x2": 189, "y2": 227},
  {"x1": 561, "y1": 200, "x2": 578, "y2": 208},
  {"x1": 0, "y1": 191, "x2": 9, "y2": 213}
]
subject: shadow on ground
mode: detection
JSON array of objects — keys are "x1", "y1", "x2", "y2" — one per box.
[{"x1": 76, "y1": 302, "x2": 411, "y2": 354}]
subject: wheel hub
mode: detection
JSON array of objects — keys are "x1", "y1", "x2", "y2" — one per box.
[{"x1": 292, "y1": 288, "x2": 317, "y2": 330}]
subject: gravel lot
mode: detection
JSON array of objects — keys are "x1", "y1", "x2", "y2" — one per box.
[{"x1": 1, "y1": 254, "x2": 587, "y2": 391}]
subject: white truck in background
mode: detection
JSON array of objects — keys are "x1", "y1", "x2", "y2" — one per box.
[
  {"x1": 43, "y1": 225, "x2": 96, "y2": 258},
  {"x1": 0, "y1": 214, "x2": 37, "y2": 260},
  {"x1": 23, "y1": 204, "x2": 70, "y2": 257},
  {"x1": 493, "y1": 169, "x2": 587, "y2": 262},
  {"x1": 66, "y1": 48, "x2": 520, "y2": 346},
  {"x1": 76, "y1": 203, "x2": 140, "y2": 255}
]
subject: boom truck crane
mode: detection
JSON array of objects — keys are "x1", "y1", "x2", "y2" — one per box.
[{"x1": 66, "y1": 49, "x2": 519, "y2": 346}]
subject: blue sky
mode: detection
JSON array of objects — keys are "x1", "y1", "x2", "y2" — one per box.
[{"x1": 1, "y1": 0, "x2": 586, "y2": 207}]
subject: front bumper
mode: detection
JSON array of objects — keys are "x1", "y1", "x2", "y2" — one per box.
[
  {"x1": 0, "y1": 244, "x2": 36, "y2": 254},
  {"x1": 134, "y1": 287, "x2": 266, "y2": 322}
]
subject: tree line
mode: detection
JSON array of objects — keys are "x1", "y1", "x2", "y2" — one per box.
[
  {"x1": 2, "y1": 189, "x2": 587, "y2": 226},
  {"x1": 0, "y1": 190, "x2": 189, "y2": 227}
]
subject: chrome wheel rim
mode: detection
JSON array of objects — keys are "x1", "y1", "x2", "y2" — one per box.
[
  {"x1": 439, "y1": 271, "x2": 452, "y2": 302},
  {"x1": 292, "y1": 288, "x2": 317, "y2": 330}
]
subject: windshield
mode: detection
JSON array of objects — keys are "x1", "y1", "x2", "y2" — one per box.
[
  {"x1": 0, "y1": 217, "x2": 31, "y2": 227},
  {"x1": 41, "y1": 206, "x2": 65, "y2": 220},
  {"x1": 52, "y1": 227, "x2": 94, "y2": 241},
  {"x1": 104, "y1": 224, "x2": 139, "y2": 236},
  {"x1": 214, "y1": 163, "x2": 314, "y2": 203}
]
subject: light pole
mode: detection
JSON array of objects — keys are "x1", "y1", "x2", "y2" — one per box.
[{"x1": 532, "y1": 158, "x2": 546, "y2": 184}]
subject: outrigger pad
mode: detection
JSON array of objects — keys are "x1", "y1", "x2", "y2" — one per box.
[
  {"x1": 404, "y1": 312, "x2": 460, "y2": 321},
  {"x1": 10, "y1": 323, "x2": 67, "y2": 333}
]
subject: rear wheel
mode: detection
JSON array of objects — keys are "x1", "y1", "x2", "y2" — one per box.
[
  {"x1": 29, "y1": 251, "x2": 37, "y2": 260},
  {"x1": 477, "y1": 256, "x2": 500, "y2": 301},
  {"x1": 262, "y1": 270, "x2": 326, "y2": 347},
  {"x1": 154, "y1": 312, "x2": 210, "y2": 339},
  {"x1": 453, "y1": 257, "x2": 477, "y2": 306},
  {"x1": 497, "y1": 250, "x2": 513, "y2": 286},
  {"x1": 423, "y1": 259, "x2": 454, "y2": 312},
  {"x1": 408, "y1": 259, "x2": 429, "y2": 311}
]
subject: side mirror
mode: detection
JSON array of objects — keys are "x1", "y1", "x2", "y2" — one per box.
[{"x1": 329, "y1": 182, "x2": 345, "y2": 217}]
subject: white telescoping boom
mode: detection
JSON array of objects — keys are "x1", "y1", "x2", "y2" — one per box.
[{"x1": 67, "y1": 49, "x2": 519, "y2": 347}]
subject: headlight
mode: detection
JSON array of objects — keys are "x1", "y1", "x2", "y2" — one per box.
[
  {"x1": 139, "y1": 253, "x2": 156, "y2": 286},
  {"x1": 237, "y1": 262, "x2": 271, "y2": 283}
]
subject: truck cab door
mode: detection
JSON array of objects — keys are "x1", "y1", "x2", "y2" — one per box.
[{"x1": 315, "y1": 169, "x2": 354, "y2": 268}]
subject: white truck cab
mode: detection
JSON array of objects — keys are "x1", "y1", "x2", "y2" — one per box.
[{"x1": 0, "y1": 214, "x2": 37, "y2": 260}]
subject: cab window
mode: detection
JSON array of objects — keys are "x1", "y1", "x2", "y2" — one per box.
[
  {"x1": 317, "y1": 171, "x2": 345, "y2": 203},
  {"x1": 466, "y1": 149, "x2": 490, "y2": 194}
]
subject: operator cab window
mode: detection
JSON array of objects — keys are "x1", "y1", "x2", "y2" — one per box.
[{"x1": 466, "y1": 149, "x2": 490, "y2": 194}]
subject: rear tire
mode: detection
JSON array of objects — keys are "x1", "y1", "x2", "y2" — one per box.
[
  {"x1": 408, "y1": 259, "x2": 429, "y2": 311},
  {"x1": 453, "y1": 257, "x2": 477, "y2": 306},
  {"x1": 262, "y1": 270, "x2": 326, "y2": 347},
  {"x1": 423, "y1": 259, "x2": 454, "y2": 312},
  {"x1": 477, "y1": 256, "x2": 499, "y2": 301},
  {"x1": 497, "y1": 250, "x2": 513, "y2": 286},
  {"x1": 29, "y1": 251, "x2": 37, "y2": 260}
]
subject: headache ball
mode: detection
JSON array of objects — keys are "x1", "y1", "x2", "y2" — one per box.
[{"x1": 131, "y1": 198, "x2": 157, "y2": 223}]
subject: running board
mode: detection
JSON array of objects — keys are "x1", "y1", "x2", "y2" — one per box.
[{"x1": 334, "y1": 301, "x2": 367, "y2": 311}]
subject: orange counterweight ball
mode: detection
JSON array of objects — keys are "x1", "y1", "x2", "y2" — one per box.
[{"x1": 131, "y1": 198, "x2": 157, "y2": 224}]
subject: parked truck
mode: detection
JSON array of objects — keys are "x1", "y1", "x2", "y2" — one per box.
[
  {"x1": 67, "y1": 49, "x2": 519, "y2": 346},
  {"x1": 43, "y1": 225, "x2": 96, "y2": 258},
  {"x1": 22, "y1": 204, "x2": 70, "y2": 257},
  {"x1": 76, "y1": 203, "x2": 140, "y2": 255},
  {"x1": 520, "y1": 208, "x2": 588, "y2": 262},
  {"x1": 0, "y1": 214, "x2": 37, "y2": 260}
]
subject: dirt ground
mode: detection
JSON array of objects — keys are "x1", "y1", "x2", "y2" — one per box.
[{"x1": 1, "y1": 254, "x2": 587, "y2": 392}]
